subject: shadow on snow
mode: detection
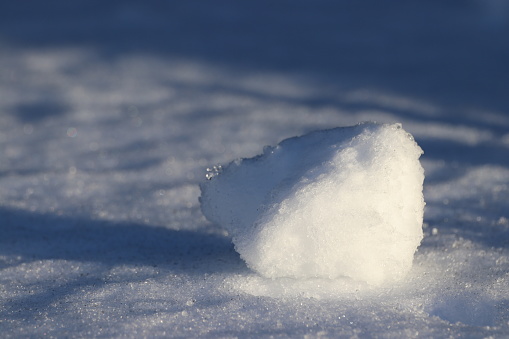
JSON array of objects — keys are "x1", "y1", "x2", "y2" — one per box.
[{"x1": 0, "y1": 207, "x2": 241, "y2": 271}]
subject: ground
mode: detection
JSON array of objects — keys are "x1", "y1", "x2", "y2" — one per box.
[{"x1": 1, "y1": 1, "x2": 509, "y2": 337}]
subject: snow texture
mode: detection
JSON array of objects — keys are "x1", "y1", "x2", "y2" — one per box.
[
  {"x1": 201, "y1": 122, "x2": 425, "y2": 285},
  {"x1": 1, "y1": 1, "x2": 509, "y2": 337}
]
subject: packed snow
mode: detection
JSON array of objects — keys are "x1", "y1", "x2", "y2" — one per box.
[
  {"x1": 201, "y1": 122, "x2": 425, "y2": 285},
  {"x1": 1, "y1": 1, "x2": 509, "y2": 338}
]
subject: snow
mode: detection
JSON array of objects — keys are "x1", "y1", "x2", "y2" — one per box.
[
  {"x1": 1, "y1": 1, "x2": 509, "y2": 337},
  {"x1": 200, "y1": 122, "x2": 425, "y2": 285}
]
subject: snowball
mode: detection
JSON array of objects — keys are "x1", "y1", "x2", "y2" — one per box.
[{"x1": 200, "y1": 122, "x2": 425, "y2": 285}]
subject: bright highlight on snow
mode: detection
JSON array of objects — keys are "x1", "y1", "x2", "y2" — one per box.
[{"x1": 200, "y1": 122, "x2": 425, "y2": 285}]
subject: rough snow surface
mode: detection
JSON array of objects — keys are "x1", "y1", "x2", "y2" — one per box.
[
  {"x1": 201, "y1": 123, "x2": 425, "y2": 285},
  {"x1": 2, "y1": 1, "x2": 509, "y2": 338}
]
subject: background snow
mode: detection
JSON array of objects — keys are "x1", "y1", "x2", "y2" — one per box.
[{"x1": 1, "y1": 1, "x2": 508, "y2": 337}]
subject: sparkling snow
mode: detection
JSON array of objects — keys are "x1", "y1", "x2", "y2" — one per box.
[
  {"x1": 201, "y1": 123, "x2": 425, "y2": 285},
  {"x1": 1, "y1": 1, "x2": 509, "y2": 337}
]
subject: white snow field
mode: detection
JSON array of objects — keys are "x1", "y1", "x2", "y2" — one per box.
[
  {"x1": 1, "y1": 1, "x2": 509, "y2": 337},
  {"x1": 201, "y1": 123, "x2": 425, "y2": 286}
]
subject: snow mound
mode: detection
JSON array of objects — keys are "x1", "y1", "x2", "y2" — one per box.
[{"x1": 200, "y1": 122, "x2": 425, "y2": 285}]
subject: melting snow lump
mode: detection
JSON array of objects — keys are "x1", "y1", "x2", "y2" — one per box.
[{"x1": 200, "y1": 122, "x2": 425, "y2": 285}]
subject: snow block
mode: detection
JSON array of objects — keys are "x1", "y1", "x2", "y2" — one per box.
[{"x1": 200, "y1": 122, "x2": 425, "y2": 285}]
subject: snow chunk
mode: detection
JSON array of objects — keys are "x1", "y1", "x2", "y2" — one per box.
[{"x1": 200, "y1": 122, "x2": 425, "y2": 285}]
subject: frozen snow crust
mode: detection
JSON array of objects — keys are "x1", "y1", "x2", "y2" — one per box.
[{"x1": 200, "y1": 122, "x2": 425, "y2": 285}]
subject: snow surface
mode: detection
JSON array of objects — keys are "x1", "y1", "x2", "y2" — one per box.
[
  {"x1": 200, "y1": 123, "x2": 425, "y2": 285},
  {"x1": 1, "y1": 1, "x2": 509, "y2": 337}
]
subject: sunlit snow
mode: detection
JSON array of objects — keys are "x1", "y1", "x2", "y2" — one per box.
[
  {"x1": 1, "y1": 1, "x2": 509, "y2": 337},
  {"x1": 201, "y1": 123, "x2": 425, "y2": 285}
]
